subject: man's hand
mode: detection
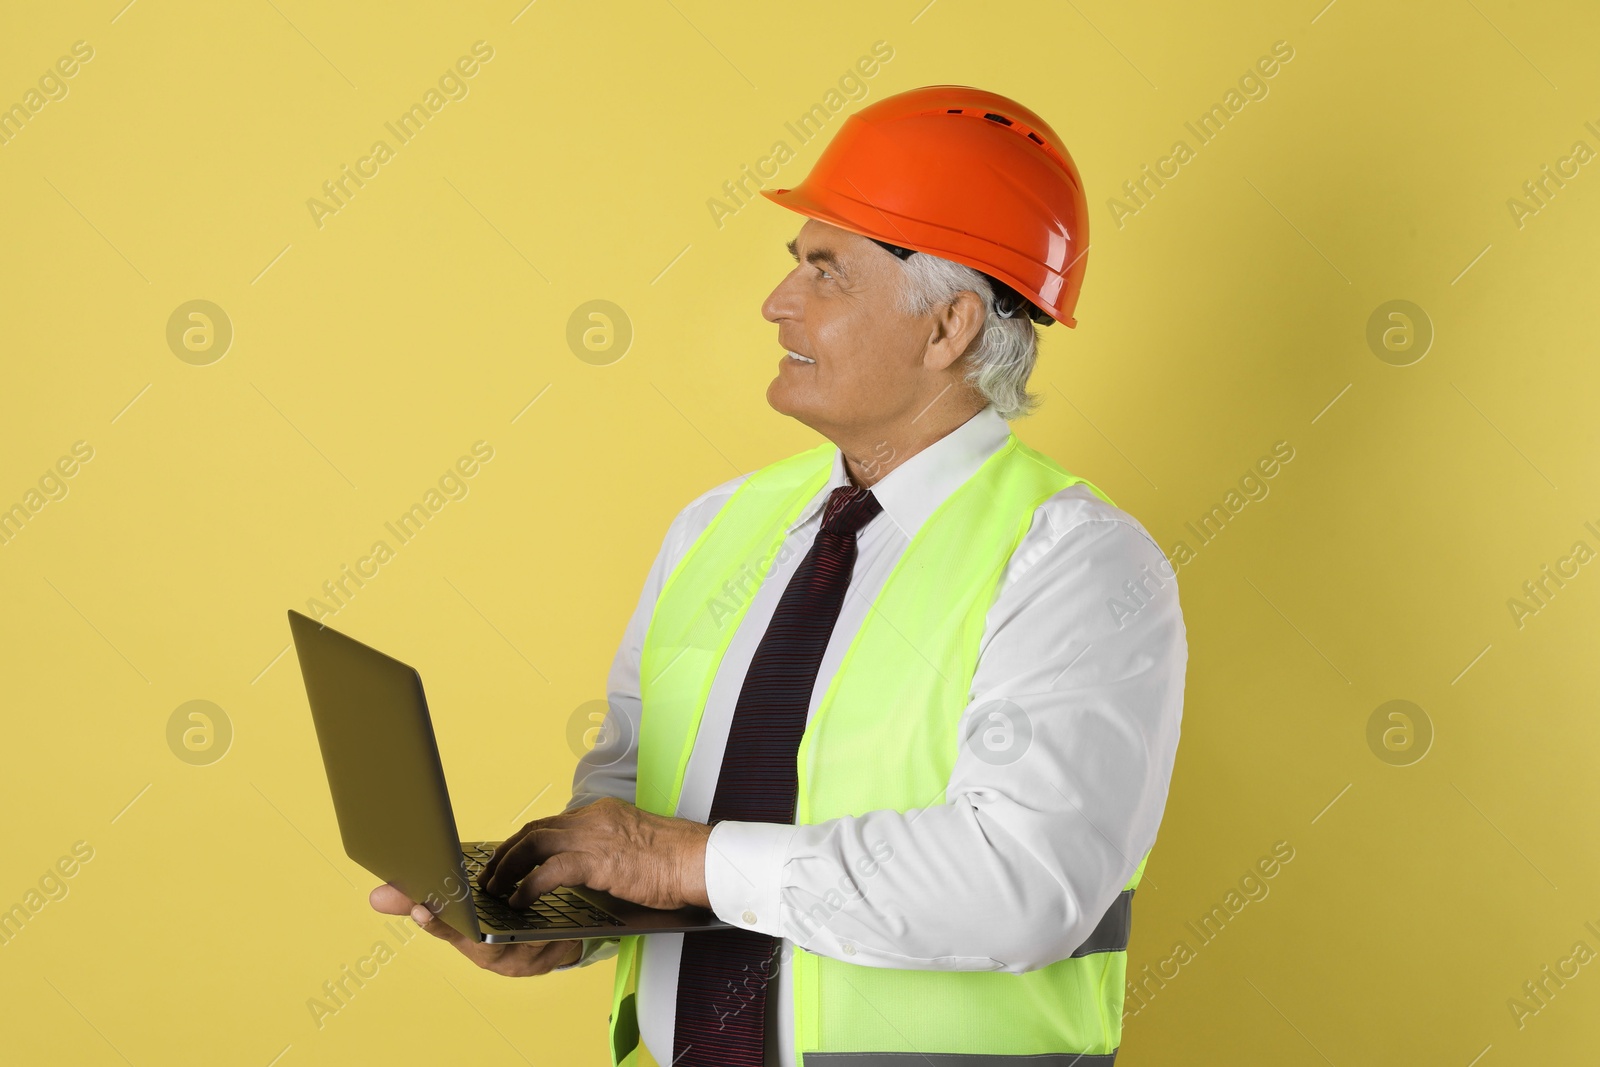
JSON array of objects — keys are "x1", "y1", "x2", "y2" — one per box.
[
  {"x1": 479, "y1": 796, "x2": 713, "y2": 911},
  {"x1": 369, "y1": 883, "x2": 583, "y2": 976}
]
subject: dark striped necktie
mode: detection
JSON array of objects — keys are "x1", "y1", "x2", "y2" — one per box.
[{"x1": 673, "y1": 483, "x2": 884, "y2": 1067}]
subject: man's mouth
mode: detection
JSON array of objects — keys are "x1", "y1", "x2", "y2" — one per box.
[{"x1": 785, "y1": 350, "x2": 816, "y2": 364}]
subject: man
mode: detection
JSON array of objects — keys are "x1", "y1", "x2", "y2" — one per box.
[{"x1": 372, "y1": 85, "x2": 1185, "y2": 1065}]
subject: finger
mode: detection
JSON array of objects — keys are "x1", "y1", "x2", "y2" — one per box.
[
  {"x1": 409, "y1": 901, "x2": 482, "y2": 957},
  {"x1": 484, "y1": 827, "x2": 552, "y2": 896},
  {"x1": 520, "y1": 937, "x2": 583, "y2": 972},
  {"x1": 369, "y1": 883, "x2": 417, "y2": 915},
  {"x1": 484, "y1": 827, "x2": 578, "y2": 897},
  {"x1": 510, "y1": 850, "x2": 587, "y2": 906},
  {"x1": 494, "y1": 938, "x2": 583, "y2": 978},
  {"x1": 541, "y1": 938, "x2": 585, "y2": 971},
  {"x1": 481, "y1": 811, "x2": 575, "y2": 887},
  {"x1": 480, "y1": 824, "x2": 538, "y2": 888}
]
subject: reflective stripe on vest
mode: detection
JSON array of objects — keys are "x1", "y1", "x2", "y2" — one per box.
[
  {"x1": 1072, "y1": 889, "x2": 1133, "y2": 957},
  {"x1": 805, "y1": 1056, "x2": 1119, "y2": 1066},
  {"x1": 608, "y1": 434, "x2": 1149, "y2": 1066}
]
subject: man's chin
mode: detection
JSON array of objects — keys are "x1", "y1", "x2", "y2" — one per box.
[
  {"x1": 768, "y1": 377, "x2": 843, "y2": 436},
  {"x1": 766, "y1": 378, "x2": 809, "y2": 420}
]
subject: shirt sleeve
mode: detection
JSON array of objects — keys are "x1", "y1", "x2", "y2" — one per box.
[
  {"x1": 555, "y1": 474, "x2": 746, "y2": 971},
  {"x1": 702, "y1": 512, "x2": 1187, "y2": 974}
]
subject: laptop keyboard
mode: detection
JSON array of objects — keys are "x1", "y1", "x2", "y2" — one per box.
[{"x1": 460, "y1": 843, "x2": 624, "y2": 931}]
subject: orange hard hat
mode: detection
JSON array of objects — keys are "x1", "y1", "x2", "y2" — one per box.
[{"x1": 761, "y1": 85, "x2": 1090, "y2": 328}]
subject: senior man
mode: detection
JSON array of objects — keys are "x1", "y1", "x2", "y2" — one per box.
[{"x1": 373, "y1": 85, "x2": 1186, "y2": 1066}]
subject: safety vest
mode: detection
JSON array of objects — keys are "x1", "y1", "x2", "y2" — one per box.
[{"x1": 608, "y1": 431, "x2": 1149, "y2": 1066}]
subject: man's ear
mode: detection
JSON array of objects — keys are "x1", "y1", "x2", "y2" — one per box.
[{"x1": 924, "y1": 289, "x2": 987, "y2": 373}]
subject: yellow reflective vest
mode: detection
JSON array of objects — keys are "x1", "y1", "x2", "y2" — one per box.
[{"x1": 609, "y1": 432, "x2": 1148, "y2": 1065}]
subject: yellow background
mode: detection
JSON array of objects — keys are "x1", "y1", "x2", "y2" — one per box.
[{"x1": 2, "y1": 0, "x2": 1597, "y2": 1063}]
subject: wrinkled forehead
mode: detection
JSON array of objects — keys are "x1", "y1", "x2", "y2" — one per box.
[{"x1": 787, "y1": 218, "x2": 900, "y2": 281}]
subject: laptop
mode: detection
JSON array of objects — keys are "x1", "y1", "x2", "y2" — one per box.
[{"x1": 287, "y1": 609, "x2": 730, "y2": 943}]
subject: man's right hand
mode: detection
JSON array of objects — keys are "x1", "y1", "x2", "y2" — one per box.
[{"x1": 369, "y1": 883, "x2": 583, "y2": 976}]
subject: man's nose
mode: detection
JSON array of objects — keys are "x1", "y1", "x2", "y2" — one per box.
[{"x1": 762, "y1": 272, "x2": 800, "y2": 325}]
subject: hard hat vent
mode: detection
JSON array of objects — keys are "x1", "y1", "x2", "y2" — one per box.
[{"x1": 946, "y1": 108, "x2": 1067, "y2": 174}]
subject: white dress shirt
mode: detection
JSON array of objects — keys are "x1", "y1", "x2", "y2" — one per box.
[{"x1": 558, "y1": 404, "x2": 1187, "y2": 1067}]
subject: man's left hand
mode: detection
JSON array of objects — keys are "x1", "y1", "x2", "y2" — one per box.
[{"x1": 478, "y1": 796, "x2": 713, "y2": 911}]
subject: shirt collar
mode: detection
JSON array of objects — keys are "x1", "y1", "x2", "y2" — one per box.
[{"x1": 786, "y1": 405, "x2": 1013, "y2": 541}]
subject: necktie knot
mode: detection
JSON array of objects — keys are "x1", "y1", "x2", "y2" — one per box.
[{"x1": 820, "y1": 485, "x2": 882, "y2": 537}]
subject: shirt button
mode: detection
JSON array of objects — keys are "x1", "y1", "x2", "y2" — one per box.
[
  {"x1": 842, "y1": 942, "x2": 856, "y2": 956},
  {"x1": 742, "y1": 910, "x2": 757, "y2": 925}
]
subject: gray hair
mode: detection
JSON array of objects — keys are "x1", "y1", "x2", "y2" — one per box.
[{"x1": 895, "y1": 252, "x2": 1043, "y2": 420}]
